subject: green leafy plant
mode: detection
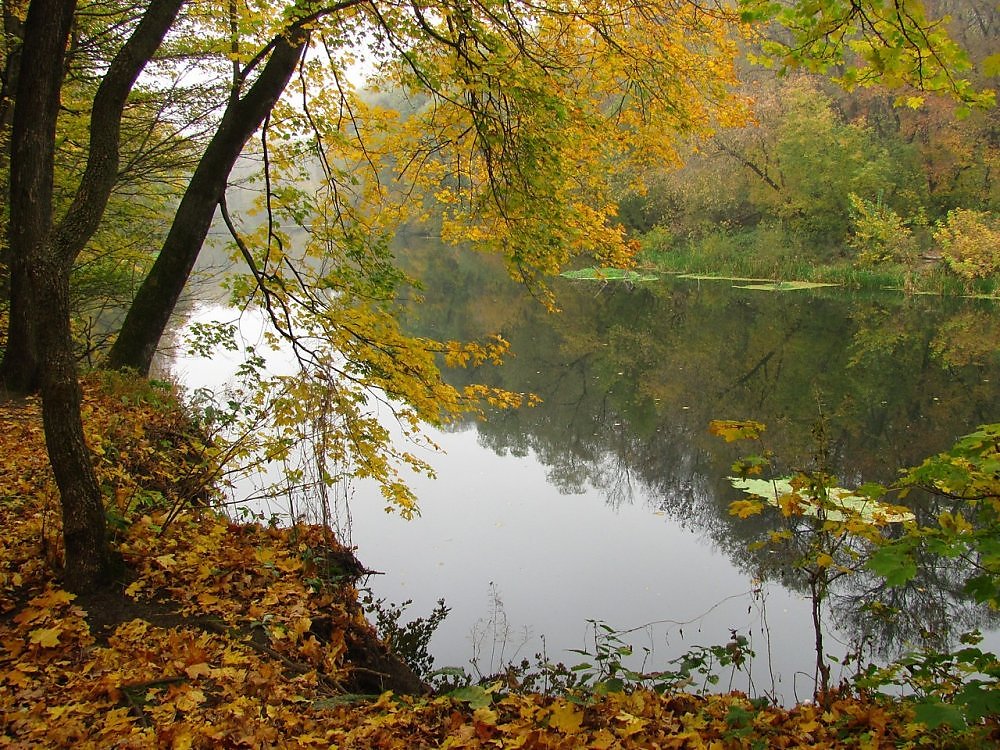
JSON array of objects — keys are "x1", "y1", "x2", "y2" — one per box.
[
  {"x1": 855, "y1": 631, "x2": 1000, "y2": 731},
  {"x1": 565, "y1": 620, "x2": 755, "y2": 700},
  {"x1": 848, "y1": 193, "x2": 920, "y2": 267},
  {"x1": 866, "y1": 424, "x2": 1000, "y2": 608},
  {"x1": 361, "y1": 593, "x2": 451, "y2": 680},
  {"x1": 718, "y1": 418, "x2": 1000, "y2": 728}
]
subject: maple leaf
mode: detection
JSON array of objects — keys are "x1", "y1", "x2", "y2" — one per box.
[
  {"x1": 548, "y1": 701, "x2": 584, "y2": 733},
  {"x1": 729, "y1": 499, "x2": 764, "y2": 519},
  {"x1": 184, "y1": 663, "x2": 212, "y2": 679},
  {"x1": 709, "y1": 419, "x2": 766, "y2": 442},
  {"x1": 28, "y1": 626, "x2": 62, "y2": 647}
]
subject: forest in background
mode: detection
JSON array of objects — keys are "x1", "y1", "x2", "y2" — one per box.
[{"x1": 620, "y1": 0, "x2": 998, "y2": 290}]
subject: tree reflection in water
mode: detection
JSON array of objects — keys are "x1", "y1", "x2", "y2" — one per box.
[{"x1": 397, "y1": 241, "x2": 1000, "y2": 662}]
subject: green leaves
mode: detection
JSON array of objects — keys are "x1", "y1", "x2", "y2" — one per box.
[
  {"x1": 866, "y1": 543, "x2": 918, "y2": 587},
  {"x1": 737, "y1": 0, "x2": 994, "y2": 107},
  {"x1": 448, "y1": 684, "x2": 494, "y2": 709},
  {"x1": 912, "y1": 699, "x2": 967, "y2": 730}
]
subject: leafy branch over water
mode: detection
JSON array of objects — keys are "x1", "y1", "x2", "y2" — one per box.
[{"x1": 714, "y1": 418, "x2": 1000, "y2": 729}]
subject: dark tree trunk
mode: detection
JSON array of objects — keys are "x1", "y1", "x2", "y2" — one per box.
[
  {"x1": 1, "y1": 262, "x2": 39, "y2": 394},
  {"x1": 2, "y1": 0, "x2": 72, "y2": 397},
  {"x1": 33, "y1": 253, "x2": 117, "y2": 591},
  {"x1": 4, "y1": 0, "x2": 182, "y2": 590},
  {"x1": 1, "y1": 0, "x2": 38, "y2": 396},
  {"x1": 1, "y1": 0, "x2": 115, "y2": 591},
  {"x1": 105, "y1": 31, "x2": 307, "y2": 375},
  {"x1": 0, "y1": 0, "x2": 26, "y2": 291}
]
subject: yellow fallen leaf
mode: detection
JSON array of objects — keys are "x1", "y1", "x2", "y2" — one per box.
[
  {"x1": 549, "y1": 701, "x2": 584, "y2": 733},
  {"x1": 29, "y1": 626, "x2": 62, "y2": 648},
  {"x1": 185, "y1": 662, "x2": 212, "y2": 679},
  {"x1": 589, "y1": 728, "x2": 616, "y2": 749},
  {"x1": 33, "y1": 588, "x2": 75, "y2": 608},
  {"x1": 275, "y1": 556, "x2": 303, "y2": 573}
]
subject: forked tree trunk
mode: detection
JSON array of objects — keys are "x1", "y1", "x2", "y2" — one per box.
[
  {"x1": 4, "y1": 0, "x2": 114, "y2": 589},
  {"x1": 4, "y1": 0, "x2": 182, "y2": 590}
]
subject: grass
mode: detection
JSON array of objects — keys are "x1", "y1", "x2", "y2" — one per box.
[{"x1": 641, "y1": 228, "x2": 999, "y2": 298}]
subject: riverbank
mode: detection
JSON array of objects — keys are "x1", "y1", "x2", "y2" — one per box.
[
  {"x1": 640, "y1": 229, "x2": 999, "y2": 298},
  {"x1": 1, "y1": 375, "x2": 996, "y2": 747}
]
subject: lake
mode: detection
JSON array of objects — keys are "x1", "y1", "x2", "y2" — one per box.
[{"x1": 169, "y1": 245, "x2": 1000, "y2": 703}]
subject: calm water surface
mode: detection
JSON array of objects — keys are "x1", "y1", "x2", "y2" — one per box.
[{"x1": 171, "y1": 251, "x2": 1000, "y2": 702}]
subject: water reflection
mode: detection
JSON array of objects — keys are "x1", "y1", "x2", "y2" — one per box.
[
  {"x1": 171, "y1": 239, "x2": 1000, "y2": 701},
  {"x1": 397, "y1": 242, "x2": 1000, "y2": 659}
]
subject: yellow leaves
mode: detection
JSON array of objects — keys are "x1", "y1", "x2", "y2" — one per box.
[
  {"x1": 777, "y1": 492, "x2": 805, "y2": 518},
  {"x1": 171, "y1": 686, "x2": 207, "y2": 713},
  {"x1": 708, "y1": 419, "x2": 766, "y2": 442},
  {"x1": 588, "y1": 728, "x2": 617, "y2": 749},
  {"x1": 729, "y1": 499, "x2": 764, "y2": 519},
  {"x1": 184, "y1": 662, "x2": 212, "y2": 679},
  {"x1": 895, "y1": 95, "x2": 926, "y2": 109},
  {"x1": 155, "y1": 553, "x2": 177, "y2": 569},
  {"x1": 28, "y1": 625, "x2": 63, "y2": 648},
  {"x1": 815, "y1": 553, "x2": 835, "y2": 569},
  {"x1": 938, "y1": 510, "x2": 973, "y2": 534},
  {"x1": 33, "y1": 587, "x2": 75, "y2": 609},
  {"x1": 547, "y1": 700, "x2": 584, "y2": 733},
  {"x1": 613, "y1": 710, "x2": 648, "y2": 737},
  {"x1": 444, "y1": 335, "x2": 512, "y2": 369}
]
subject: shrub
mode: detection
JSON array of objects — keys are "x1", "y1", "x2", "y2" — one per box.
[
  {"x1": 848, "y1": 193, "x2": 919, "y2": 267},
  {"x1": 934, "y1": 209, "x2": 1000, "y2": 283}
]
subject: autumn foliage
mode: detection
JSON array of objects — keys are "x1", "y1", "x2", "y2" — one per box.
[{"x1": 2, "y1": 379, "x2": 998, "y2": 746}]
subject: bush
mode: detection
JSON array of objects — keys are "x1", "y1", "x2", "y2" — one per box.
[
  {"x1": 934, "y1": 209, "x2": 1000, "y2": 283},
  {"x1": 848, "y1": 193, "x2": 919, "y2": 267}
]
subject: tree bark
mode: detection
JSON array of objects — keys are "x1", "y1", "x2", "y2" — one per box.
[
  {"x1": 2, "y1": 0, "x2": 72, "y2": 396},
  {"x1": 0, "y1": 0, "x2": 26, "y2": 290},
  {"x1": 33, "y1": 251, "x2": 117, "y2": 591},
  {"x1": 1, "y1": 0, "x2": 184, "y2": 394},
  {"x1": 4, "y1": 0, "x2": 182, "y2": 590},
  {"x1": 105, "y1": 30, "x2": 308, "y2": 375}
]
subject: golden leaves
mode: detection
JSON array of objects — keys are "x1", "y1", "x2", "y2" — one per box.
[
  {"x1": 546, "y1": 700, "x2": 584, "y2": 733},
  {"x1": 708, "y1": 419, "x2": 766, "y2": 442},
  {"x1": 27, "y1": 626, "x2": 63, "y2": 648},
  {"x1": 729, "y1": 499, "x2": 764, "y2": 519}
]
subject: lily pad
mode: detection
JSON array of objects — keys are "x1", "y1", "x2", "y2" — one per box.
[
  {"x1": 677, "y1": 274, "x2": 771, "y2": 282},
  {"x1": 560, "y1": 267, "x2": 658, "y2": 282},
  {"x1": 729, "y1": 476, "x2": 914, "y2": 523},
  {"x1": 731, "y1": 281, "x2": 841, "y2": 291}
]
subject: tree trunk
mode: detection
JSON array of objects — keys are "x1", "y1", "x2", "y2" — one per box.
[
  {"x1": 33, "y1": 252, "x2": 118, "y2": 590},
  {"x1": 2, "y1": 0, "x2": 183, "y2": 394},
  {"x1": 3, "y1": 0, "x2": 115, "y2": 590},
  {"x1": 105, "y1": 30, "x2": 307, "y2": 375},
  {"x1": 0, "y1": 0, "x2": 26, "y2": 289},
  {"x1": 2, "y1": 0, "x2": 71, "y2": 398}
]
